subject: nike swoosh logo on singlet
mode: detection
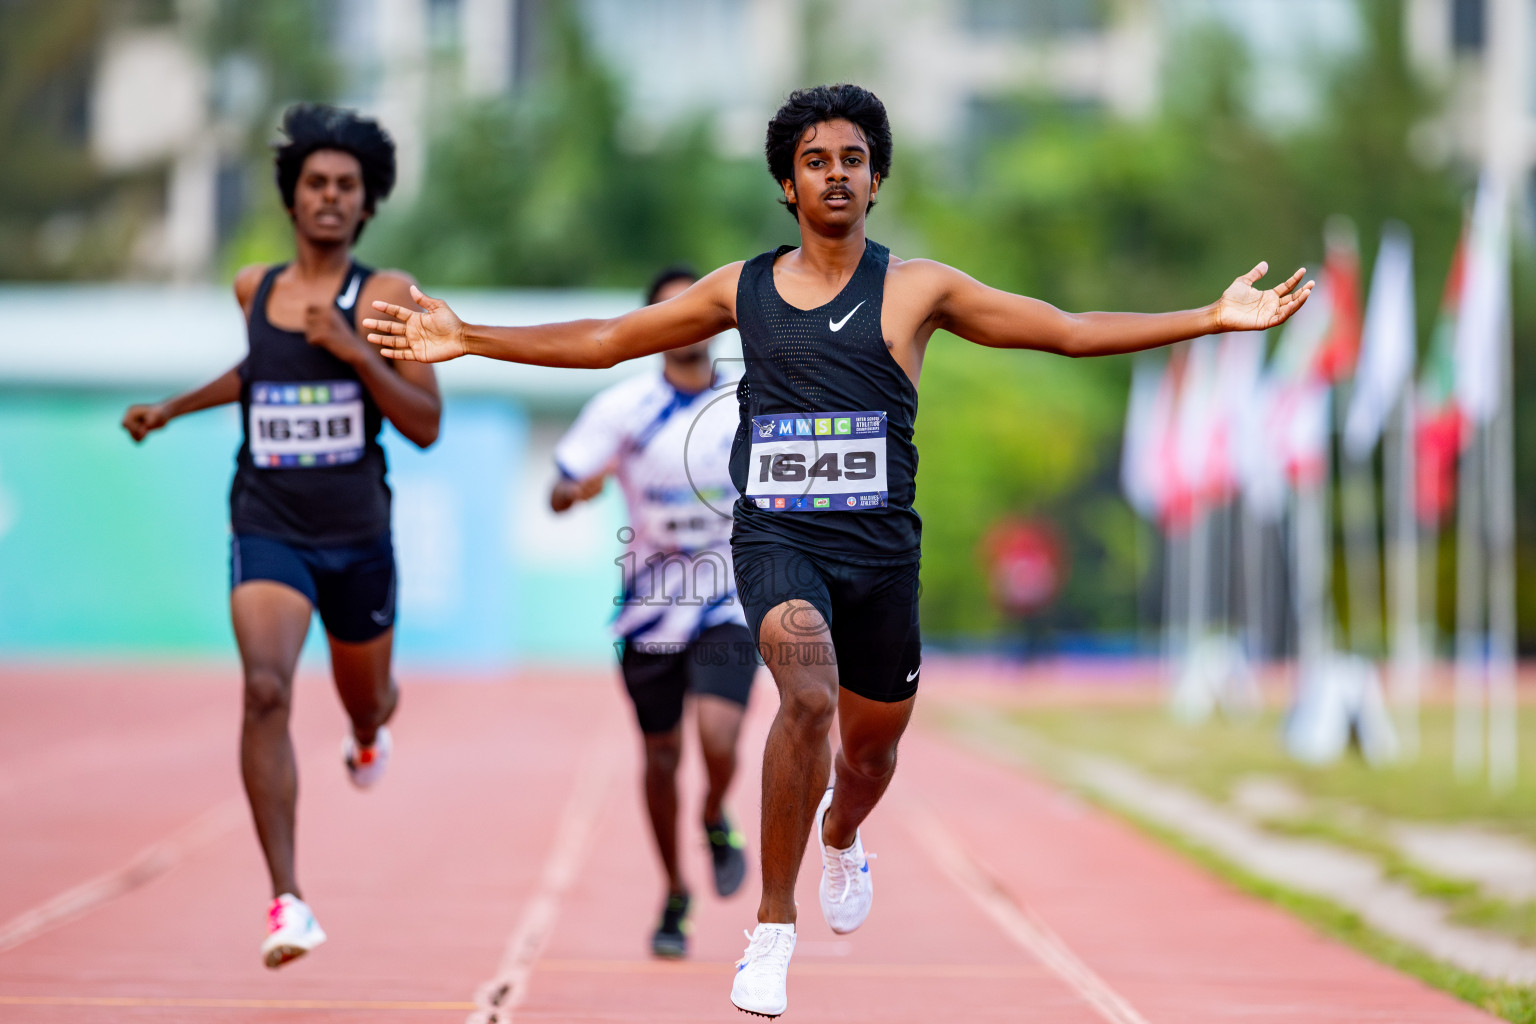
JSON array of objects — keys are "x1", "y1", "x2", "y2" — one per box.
[
  {"x1": 336, "y1": 273, "x2": 362, "y2": 311},
  {"x1": 828, "y1": 300, "x2": 865, "y2": 333}
]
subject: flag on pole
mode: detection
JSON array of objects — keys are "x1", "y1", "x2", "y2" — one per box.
[
  {"x1": 1415, "y1": 220, "x2": 1468, "y2": 527},
  {"x1": 1209, "y1": 332, "x2": 1266, "y2": 497},
  {"x1": 1454, "y1": 175, "x2": 1511, "y2": 425},
  {"x1": 1313, "y1": 218, "x2": 1364, "y2": 384},
  {"x1": 1344, "y1": 222, "x2": 1416, "y2": 461},
  {"x1": 1266, "y1": 276, "x2": 1334, "y2": 487},
  {"x1": 1174, "y1": 335, "x2": 1221, "y2": 513},
  {"x1": 1252, "y1": 218, "x2": 1362, "y2": 490},
  {"x1": 1121, "y1": 357, "x2": 1170, "y2": 522}
]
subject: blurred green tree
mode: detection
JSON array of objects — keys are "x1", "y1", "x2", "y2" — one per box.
[
  {"x1": 360, "y1": 4, "x2": 791, "y2": 286},
  {"x1": 0, "y1": 0, "x2": 119, "y2": 279},
  {"x1": 900, "y1": 3, "x2": 1468, "y2": 643}
]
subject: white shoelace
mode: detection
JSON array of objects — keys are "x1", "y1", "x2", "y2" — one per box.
[
  {"x1": 739, "y1": 928, "x2": 794, "y2": 970},
  {"x1": 823, "y1": 845, "x2": 876, "y2": 903}
]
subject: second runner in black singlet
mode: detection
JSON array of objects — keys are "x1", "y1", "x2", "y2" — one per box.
[
  {"x1": 232, "y1": 261, "x2": 390, "y2": 543},
  {"x1": 229, "y1": 261, "x2": 397, "y2": 643}
]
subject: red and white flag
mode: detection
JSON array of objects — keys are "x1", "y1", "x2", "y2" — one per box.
[
  {"x1": 1174, "y1": 336, "x2": 1221, "y2": 507},
  {"x1": 1415, "y1": 220, "x2": 1468, "y2": 526},
  {"x1": 1314, "y1": 219, "x2": 1364, "y2": 384}
]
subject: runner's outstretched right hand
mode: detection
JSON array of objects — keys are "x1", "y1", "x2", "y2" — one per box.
[
  {"x1": 364, "y1": 286, "x2": 467, "y2": 363},
  {"x1": 122, "y1": 403, "x2": 168, "y2": 442}
]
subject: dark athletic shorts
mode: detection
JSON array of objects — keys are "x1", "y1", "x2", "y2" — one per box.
[
  {"x1": 230, "y1": 532, "x2": 396, "y2": 644},
  {"x1": 620, "y1": 622, "x2": 757, "y2": 735},
  {"x1": 734, "y1": 542, "x2": 922, "y2": 704}
]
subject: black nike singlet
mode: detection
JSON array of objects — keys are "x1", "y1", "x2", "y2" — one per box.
[
  {"x1": 729, "y1": 238, "x2": 920, "y2": 565},
  {"x1": 229, "y1": 262, "x2": 391, "y2": 545}
]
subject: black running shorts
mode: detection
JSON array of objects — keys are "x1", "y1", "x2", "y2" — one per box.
[
  {"x1": 230, "y1": 532, "x2": 396, "y2": 644},
  {"x1": 620, "y1": 622, "x2": 758, "y2": 735},
  {"x1": 733, "y1": 542, "x2": 922, "y2": 704}
]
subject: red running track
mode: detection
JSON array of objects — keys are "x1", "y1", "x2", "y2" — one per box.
[{"x1": 0, "y1": 663, "x2": 1498, "y2": 1023}]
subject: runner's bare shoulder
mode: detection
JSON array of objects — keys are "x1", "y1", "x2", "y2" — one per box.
[
  {"x1": 233, "y1": 264, "x2": 269, "y2": 318},
  {"x1": 360, "y1": 269, "x2": 420, "y2": 313}
]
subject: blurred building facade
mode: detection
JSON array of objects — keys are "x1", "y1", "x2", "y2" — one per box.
[{"x1": 73, "y1": 0, "x2": 1165, "y2": 283}]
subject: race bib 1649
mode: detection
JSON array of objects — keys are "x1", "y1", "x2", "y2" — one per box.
[
  {"x1": 745, "y1": 410, "x2": 887, "y2": 511},
  {"x1": 249, "y1": 380, "x2": 365, "y2": 468}
]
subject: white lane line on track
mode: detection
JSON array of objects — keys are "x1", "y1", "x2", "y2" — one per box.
[
  {"x1": 901, "y1": 796, "x2": 1152, "y2": 1024},
  {"x1": 468, "y1": 732, "x2": 620, "y2": 1024},
  {"x1": 0, "y1": 797, "x2": 246, "y2": 954}
]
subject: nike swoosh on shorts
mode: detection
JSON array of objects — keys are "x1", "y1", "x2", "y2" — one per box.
[
  {"x1": 829, "y1": 300, "x2": 865, "y2": 333},
  {"x1": 906, "y1": 664, "x2": 921, "y2": 682}
]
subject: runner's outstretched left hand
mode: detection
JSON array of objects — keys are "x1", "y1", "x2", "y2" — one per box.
[
  {"x1": 364, "y1": 286, "x2": 467, "y2": 363},
  {"x1": 1214, "y1": 262, "x2": 1314, "y2": 332}
]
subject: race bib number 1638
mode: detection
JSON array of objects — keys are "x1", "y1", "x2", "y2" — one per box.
[
  {"x1": 745, "y1": 410, "x2": 887, "y2": 512},
  {"x1": 249, "y1": 380, "x2": 365, "y2": 468}
]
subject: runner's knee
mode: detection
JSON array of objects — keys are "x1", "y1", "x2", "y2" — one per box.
[
  {"x1": 780, "y1": 678, "x2": 837, "y2": 731},
  {"x1": 699, "y1": 727, "x2": 738, "y2": 764},
  {"x1": 644, "y1": 733, "x2": 683, "y2": 777},
  {"x1": 243, "y1": 665, "x2": 293, "y2": 721},
  {"x1": 840, "y1": 742, "x2": 898, "y2": 783}
]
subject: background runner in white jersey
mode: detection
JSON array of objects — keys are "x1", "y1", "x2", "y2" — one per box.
[
  {"x1": 555, "y1": 366, "x2": 747, "y2": 646},
  {"x1": 548, "y1": 267, "x2": 755, "y2": 961}
]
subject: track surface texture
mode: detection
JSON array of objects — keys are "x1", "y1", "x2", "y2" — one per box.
[{"x1": 0, "y1": 661, "x2": 1498, "y2": 1022}]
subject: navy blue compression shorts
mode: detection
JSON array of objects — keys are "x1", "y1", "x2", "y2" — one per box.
[{"x1": 230, "y1": 532, "x2": 396, "y2": 644}]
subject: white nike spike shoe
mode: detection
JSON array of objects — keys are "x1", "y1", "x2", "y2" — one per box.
[
  {"x1": 816, "y1": 785, "x2": 874, "y2": 934},
  {"x1": 342, "y1": 725, "x2": 392, "y2": 790},
  {"x1": 731, "y1": 923, "x2": 796, "y2": 1017},
  {"x1": 261, "y1": 893, "x2": 327, "y2": 968}
]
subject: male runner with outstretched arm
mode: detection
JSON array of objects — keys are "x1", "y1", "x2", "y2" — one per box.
[
  {"x1": 550, "y1": 265, "x2": 754, "y2": 958},
  {"x1": 363, "y1": 84, "x2": 1311, "y2": 1017},
  {"x1": 123, "y1": 104, "x2": 440, "y2": 969}
]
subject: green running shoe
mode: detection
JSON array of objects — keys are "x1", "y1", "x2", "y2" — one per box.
[
  {"x1": 706, "y1": 814, "x2": 748, "y2": 897},
  {"x1": 651, "y1": 891, "x2": 691, "y2": 958}
]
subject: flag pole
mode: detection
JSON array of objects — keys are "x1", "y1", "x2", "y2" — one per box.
[
  {"x1": 1453, "y1": 420, "x2": 1486, "y2": 780},
  {"x1": 1486, "y1": 281, "x2": 1517, "y2": 791},
  {"x1": 1482, "y1": 0, "x2": 1525, "y2": 792},
  {"x1": 1385, "y1": 392, "x2": 1421, "y2": 758},
  {"x1": 1487, "y1": 409, "x2": 1517, "y2": 789},
  {"x1": 1340, "y1": 423, "x2": 1384, "y2": 659}
]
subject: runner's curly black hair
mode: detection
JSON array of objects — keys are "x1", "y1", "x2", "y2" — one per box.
[
  {"x1": 645, "y1": 265, "x2": 699, "y2": 305},
  {"x1": 273, "y1": 103, "x2": 396, "y2": 241},
  {"x1": 764, "y1": 84, "x2": 891, "y2": 220}
]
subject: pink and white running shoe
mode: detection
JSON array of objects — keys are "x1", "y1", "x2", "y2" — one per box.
[{"x1": 261, "y1": 893, "x2": 327, "y2": 969}]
